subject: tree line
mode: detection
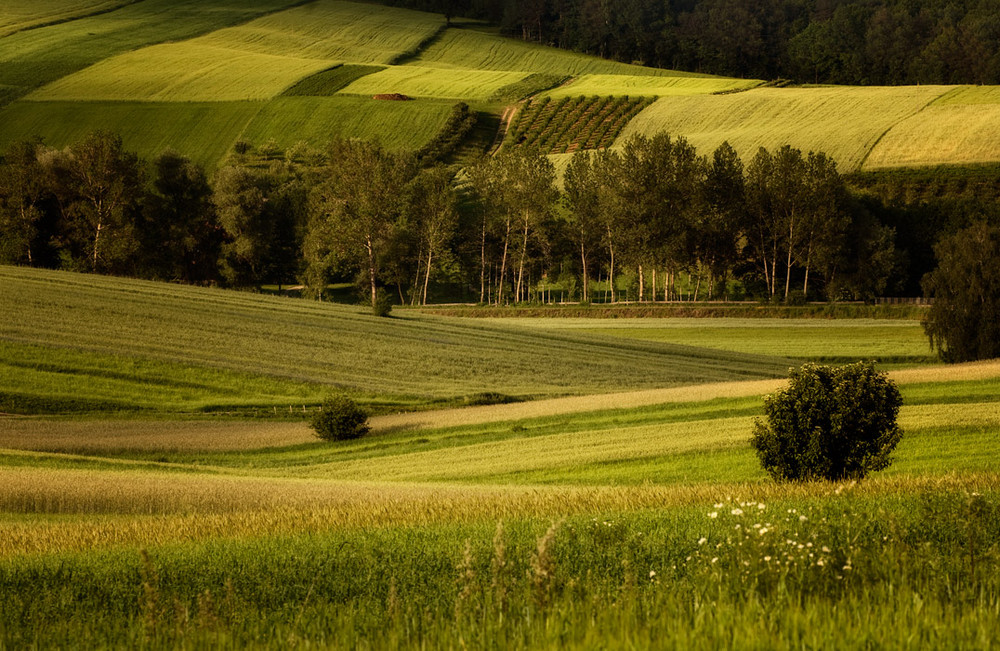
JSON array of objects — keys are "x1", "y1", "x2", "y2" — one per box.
[
  {"x1": 0, "y1": 130, "x2": 968, "y2": 309},
  {"x1": 399, "y1": 0, "x2": 1000, "y2": 85}
]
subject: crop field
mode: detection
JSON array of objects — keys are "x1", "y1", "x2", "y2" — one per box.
[
  {"x1": 0, "y1": 0, "x2": 133, "y2": 38},
  {"x1": 281, "y1": 64, "x2": 385, "y2": 96},
  {"x1": 543, "y1": 74, "x2": 761, "y2": 99},
  {"x1": 0, "y1": 100, "x2": 260, "y2": 169},
  {"x1": 25, "y1": 1, "x2": 444, "y2": 103},
  {"x1": 620, "y1": 85, "x2": 950, "y2": 171},
  {"x1": 506, "y1": 95, "x2": 656, "y2": 154},
  {"x1": 0, "y1": 267, "x2": 792, "y2": 414},
  {"x1": 26, "y1": 42, "x2": 334, "y2": 102},
  {"x1": 240, "y1": 96, "x2": 458, "y2": 155},
  {"x1": 0, "y1": 0, "x2": 301, "y2": 99},
  {"x1": 339, "y1": 65, "x2": 527, "y2": 100},
  {"x1": 864, "y1": 85, "x2": 1000, "y2": 170},
  {"x1": 409, "y1": 26, "x2": 707, "y2": 77}
]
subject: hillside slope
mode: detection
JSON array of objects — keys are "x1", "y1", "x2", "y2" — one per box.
[{"x1": 0, "y1": 266, "x2": 792, "y2": 413}]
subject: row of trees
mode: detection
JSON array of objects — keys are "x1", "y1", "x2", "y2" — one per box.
[
  {"x1": 404, "y1": 0, "x2": 1000, "y2": 85},
  {"x1": 0, "y1": 131, "x2": 915, "y2": 310}
]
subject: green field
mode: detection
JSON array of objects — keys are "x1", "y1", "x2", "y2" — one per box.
[
  {"x1": 0, "y1": 100, "x2": 261, "y2": 169},
  {"x1": 619, "y1": 85, "x2": 950, "y2": 171},
  {"x1": 410, "y1": 26, "x2": 706, "y2": 77},
  {"x1": 339, "y1": 65, "x2": 527, "y2": 100},
  {"x1": 0, "y1": 267, "x2": 791, "y2": 414},
  {"x1": 2, "y1": 269, "x2": 999, "y2": 647},
  {"x1": 864, "y1": 85, "x2": 1000, "y2": 170},
  {"x1": 238, "y1": 96, "x2": 460, "y2": 154},
  {"x1": 0, "y1": 0, "x2": 133, "y2": 38},
  {"x1": 0, "y1": 0, "x2": 302, "y2": 100},
  {"x1": 26, "y1": 1, "x2": 444, "y2": 103},
  {"x1": 499, "y1": 317, "x2": 935, "y2": 366},
  {"x1": 543, "y1": 74, "x2": 761, "y2": 99}
]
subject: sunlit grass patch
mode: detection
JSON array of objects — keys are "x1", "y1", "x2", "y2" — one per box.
[{"x1": 620, "y1": 85, "x2": 950, "y2": 171}]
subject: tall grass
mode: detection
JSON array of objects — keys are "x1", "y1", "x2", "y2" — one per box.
[{"x1": 2, "y1": 487, "x2": 999, "y2": 648}]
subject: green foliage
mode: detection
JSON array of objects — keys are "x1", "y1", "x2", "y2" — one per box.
[
  {"x1": 280, "y1": 65, "x2": 386, "y2": 97},
  {"x1": 415, "y1": 102, "x2": 478, "y2": 165},
  {"x1": 311, "y1": 394, "x2": 370, "y2": 440},
  {"x1": 922, "y1": 222, "x2": 1000, "y2": 363},
  {"x1": 751, "y1": 362, "x2": 903, "y2": 482}
]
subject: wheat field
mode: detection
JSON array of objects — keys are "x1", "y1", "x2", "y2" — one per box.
[{"x1": 619, "y1": 85, "x2": 950, "y2": 171}]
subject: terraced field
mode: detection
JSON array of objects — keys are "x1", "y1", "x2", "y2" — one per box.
[{"x1": 6, "y1": 0, "x2": 999, "y2": 171}]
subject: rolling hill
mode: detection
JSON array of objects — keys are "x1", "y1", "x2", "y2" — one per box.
[{"x1": 0, "y1": 0, "x2": 1000, "y2": 173}]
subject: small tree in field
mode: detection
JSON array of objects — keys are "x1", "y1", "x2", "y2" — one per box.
[
  {"x1": 311, "y1": 395, "x2": 370, "y2": 441},
  {"x1": 750, "y1": 362, "x2": 902, "y2": 481}
]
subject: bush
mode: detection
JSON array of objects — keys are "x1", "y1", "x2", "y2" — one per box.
[
  {"x1": 750, "y1": 361, "x2": 903, "y2": 482},
  {"x1": 311, "y1": 395, "x2": 370, "y2": 441}
]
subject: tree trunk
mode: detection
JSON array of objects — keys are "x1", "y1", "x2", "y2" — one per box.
[
  {"x1": 580, "y1": 239, "x2": 588, "y2": 303},
  {"x1": 366, "y1": 236, "x2": 377, "y2": 309},
  {"x1": 652, "y1": 268, "x2": 657, "y2": 302},
  {"x1": 497, "y1": 217, "x2": 511, "y2": 305},
  {"x1": 784, "y1": 218, "x2": 794, "y2": 300},
  {"x1": 423, "y1": 249, "x2": 433, "y2": 305},
  {"x1": 479, "y1": 216, "x2": 487, "y2": 304},
  {"x1": 516, "y1": 213, "x2": 529, "y2": 303},
  {"x1": 607, "y1": 226, "x2": 616, "y2": 303},
  {"x1": 638, "y1": 265, "x2": 644, "y2": 302}
]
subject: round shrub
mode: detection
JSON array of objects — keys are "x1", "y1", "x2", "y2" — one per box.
[
  {"x1": 311, "y1": 395, "x2": 370, "y2": 441},
  {"x1": 750, "y1": 361, "x2": 903, "y2": 482}
]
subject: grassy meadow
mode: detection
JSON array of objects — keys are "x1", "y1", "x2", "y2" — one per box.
[{"x1": 1, "y1": 273, "x2": 998, "y2": 647}]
